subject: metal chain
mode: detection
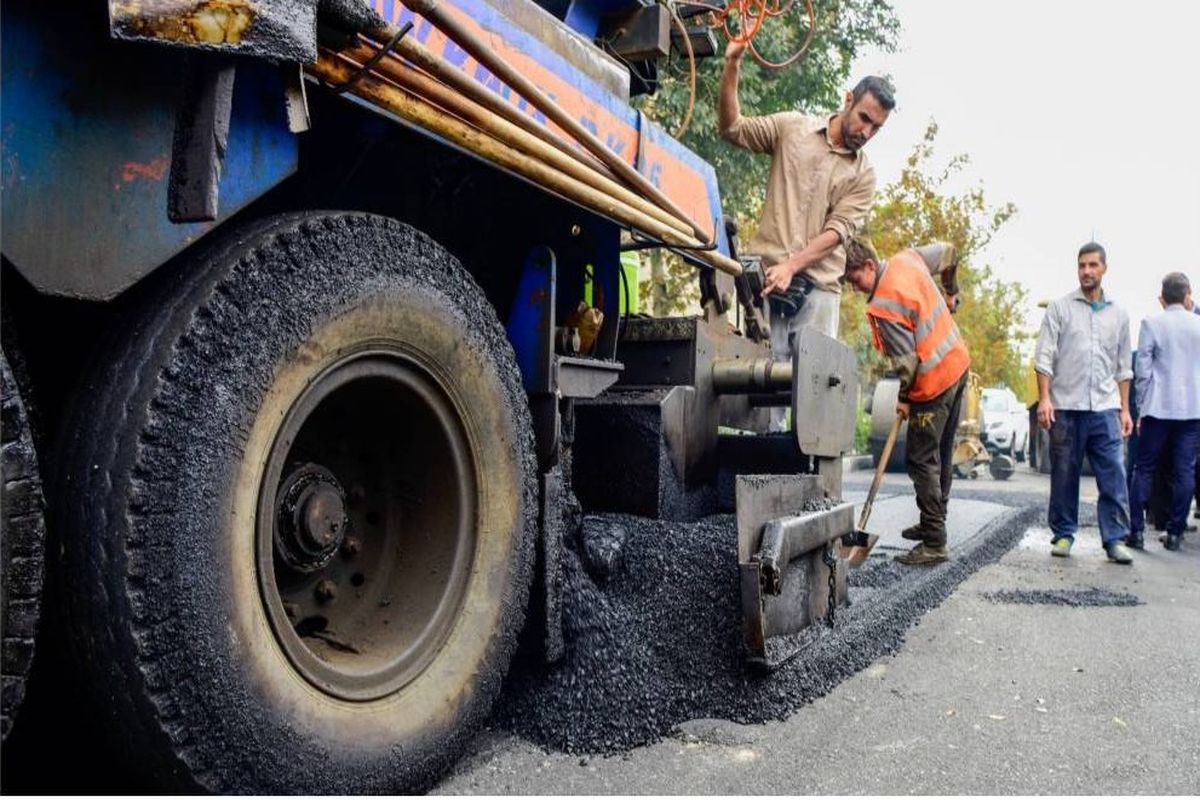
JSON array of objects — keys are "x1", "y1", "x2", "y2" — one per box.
[{"x1": 822, "y1": 543, "x2": 837, "y2": 627}]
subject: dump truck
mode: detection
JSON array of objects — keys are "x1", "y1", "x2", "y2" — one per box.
[{"x1": 0, "y1": 0, "x2": 859, "y2": 791}]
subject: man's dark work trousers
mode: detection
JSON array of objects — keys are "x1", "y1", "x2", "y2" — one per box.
[
  {"x1": 905, "y1": 371, "x2": 968, "y2": 545},
  {"x1": 1130, "y1": 417, "x2": 1200, "y2": 537}
]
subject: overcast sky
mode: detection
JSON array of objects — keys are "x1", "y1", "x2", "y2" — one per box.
[{"x1": 848, "y1": 0, "x2": 1200, "y2": 341}]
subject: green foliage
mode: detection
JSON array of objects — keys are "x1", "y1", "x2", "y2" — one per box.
[
  {"x1": 855, "y1": 398, "x2": 872, "y2": 452},
  {"x1": 639, "y1": 249, "x2": 696, "y2": 317},
  {"x1": 840, "y1": 121, "x2": 1029, "y2": 397},
  {"x1": 637, "y1": 1, "x2": 900, "y2": 314}
]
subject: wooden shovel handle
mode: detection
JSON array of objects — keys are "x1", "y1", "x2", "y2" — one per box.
[{"x1": 857, "y1": 412, "x2": 903, "y2": 531}]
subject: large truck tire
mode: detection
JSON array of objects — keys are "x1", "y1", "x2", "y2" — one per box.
[
  {"x1": 1, "y1": 350, "x2": 46, "y2": 742},
  {"x1": 53, "y1": 213, "x2": 537, "y2": 792}
]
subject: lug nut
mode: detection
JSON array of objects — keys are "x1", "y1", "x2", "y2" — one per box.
[
  {"x1": 341, "y1": 536, "x2": 362, "y2": 557},
  {"x1": 315, "y1": 579, "x2": 338, "y2": 602},
  {"x1": 283, "y1": 602, "x2": 300, "y2": 619}
]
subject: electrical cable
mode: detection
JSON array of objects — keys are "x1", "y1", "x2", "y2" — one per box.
[
  {"x1": 658, "y1": 0, "x2": 816, "y2": 137},
  {"x1": 680, "y1": 0, "x2": 816, "y2": 70},
  {"x1": 664, "y1": 1, "x2": 697, "y2": 138}
]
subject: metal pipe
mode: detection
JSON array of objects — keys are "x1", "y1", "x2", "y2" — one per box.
[
  {"x1": 351, "y1": 35, "x2": 615, "y2": 182},
  {"x1": 308, "y1": 55, "x2": 743, "y2": 276},
  {"x1": 364, "y1": 7, "x2": 715, "y2": 245},
  {"x1": 334, "y1": 43, "x2": 694, "y2": 240},
  {"x1": 711, "y1": 357, "x2": 793, "y2": 394}
]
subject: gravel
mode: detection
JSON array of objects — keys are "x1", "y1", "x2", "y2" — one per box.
[
  {"x1": 983, "y1": 588, "x2": 1142, "y2": 607},
  {"x1": 496, "y1": 503, "x2": 1038, "y2": 754}
]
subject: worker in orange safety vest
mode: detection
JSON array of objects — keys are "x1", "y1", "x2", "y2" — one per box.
[{"x1": 842, "y1": 237, "x2": 971, "y2": 564}]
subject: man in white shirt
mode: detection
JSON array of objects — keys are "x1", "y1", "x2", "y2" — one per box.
[
  {"x1": 1126, "y1": 272, "x2": 1200, "y2": 551},
  {"x1": 1034, "y1": 242, "x2": 1135, "y2": 564}
]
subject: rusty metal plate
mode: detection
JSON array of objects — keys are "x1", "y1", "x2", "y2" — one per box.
[
  {"x1": 109, "y1": 0, "x2": 317, "y2": 63},
  {"x1": 791, "y1": 327, "x2": 858, "y2": 458},
  {"x1": 734, "y1": 475, "x2": 852, "y2": 667}
]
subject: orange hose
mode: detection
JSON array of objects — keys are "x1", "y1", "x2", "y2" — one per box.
[
  {"x1": 679, "y1": 0, "x2": 815, "y2": 69},
  {"x1": 661, "y1": 0, "x2": 813, "y2": 136},
  {"x1": 666, "y1": 1, "x2": 697, "y2": 137}
]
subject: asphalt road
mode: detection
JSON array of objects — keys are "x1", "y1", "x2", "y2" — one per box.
[
  {"x1": 436, "y1": 464, "x2": 1200, "y2": 794},
  {"x1": 5, "y1": 463, "x2": 1195, "y2": 794}
]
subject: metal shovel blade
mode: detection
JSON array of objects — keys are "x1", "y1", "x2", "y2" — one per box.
[{"x1": 838, "y1": 529, "x2": 880, "y2": 567}]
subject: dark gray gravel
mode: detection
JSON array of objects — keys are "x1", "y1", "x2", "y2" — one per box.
[
  {"x1": 846, "y1": 561, "x2": 907, "y2": 590},
  {"x1": 983, "y1": 587, "x2": 1142, "y2": 607},
  {"x1": 496, "y1": 503, "x2": 1039, "y2": 754}
]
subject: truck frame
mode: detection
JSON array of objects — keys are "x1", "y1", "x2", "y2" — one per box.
[{"x1": 0, "y1": 0, "x2": 858, "y2": 791}]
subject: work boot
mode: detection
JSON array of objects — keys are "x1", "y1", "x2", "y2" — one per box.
[
  {"x1": 901, "y1": 524, "x2": 931, "y2": 541},
  {"x1": 1105, "y1": 542, "x2": 1134, "y2": 564},
  {"x1": 1163, "y1": 533, "x2": 1181, "y2": 551},
  {"x1": 894, "y1": 542, "x2": 949, "y2": 565},
  {"x1": 1125, "y1": 531, "x2": 1145, "y2": 550},
  {"x1": 1051, "y1": 537, "x2": 1073, "y2": 558}
]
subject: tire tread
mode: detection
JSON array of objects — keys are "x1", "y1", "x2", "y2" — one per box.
[
  {"x1": 57, "y1": 213, "x2": 537, "y2": 792},
  {"x1": 1, "y1": 351, "x2": 46, "y2": 742}
]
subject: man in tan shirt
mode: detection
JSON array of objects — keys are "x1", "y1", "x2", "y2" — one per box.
[{"x1": 718, "y1": 41, "x2": 892, "y2": 356}]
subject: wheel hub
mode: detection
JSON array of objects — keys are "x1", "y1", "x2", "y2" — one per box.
[
  {"x1": 257, "y1": 353, "x2": 477, "y2": 701},
  {"x1": 275, "y1": 464, "x2": 347, "y2": 573}
]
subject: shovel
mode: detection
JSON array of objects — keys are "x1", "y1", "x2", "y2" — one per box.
[{"x1": 840, "y1": 411, "x2": 903, "y2": 566}]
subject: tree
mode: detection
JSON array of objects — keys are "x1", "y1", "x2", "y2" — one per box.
[
  {"x1": 840, "y1": 121, "x2": 1029, "y2": 397},
  {"x1": 639, "y1": 1, "x2": 900, "y2": 313}
]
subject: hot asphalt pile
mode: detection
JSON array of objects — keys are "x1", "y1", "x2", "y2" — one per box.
[
  {"x1": 983, "y1": 587, "x2": 1141, "y2": 607},
  {"x1": 497, "y1": 502, "x2": 1040, "y2": 754}
]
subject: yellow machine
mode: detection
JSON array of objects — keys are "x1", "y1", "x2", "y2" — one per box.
[{"x1": 952, "y1": 372, "x2": 992, "y2": 477}]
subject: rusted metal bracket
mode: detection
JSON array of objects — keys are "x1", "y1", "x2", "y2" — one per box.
[
  {"x1": 283, "y1": 66, "x2": 311, "y2": 133},
  {"x1": 108, "y1": 0, "x2": 319, "y2": 62},
  {"x1": 168, "y1": 55, "x2": 236, "y2": 222},
  {"x1": 735, "y1": 475, "x2": 853, "y2": 669}
]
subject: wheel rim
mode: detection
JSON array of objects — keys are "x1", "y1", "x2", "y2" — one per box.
[{"x1": 256, "y1": 351, "x2": 477, "y2": 702}]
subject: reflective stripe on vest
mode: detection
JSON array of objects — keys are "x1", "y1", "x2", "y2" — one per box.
[
  {"x1": 914, "y1": 301, "x2": 945, "y2": 344},
  {"x1": 867, "y1": 249, "x2": 970, "y2": 401},
  {"x1": 869, "y1": 295, "x2": 917, "y2": 325},
  {"x1": 916, "y1": 324, "x2": 961, "y2": 374}
]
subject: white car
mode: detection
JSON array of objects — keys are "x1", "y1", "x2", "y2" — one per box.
[{"x1": 981, "y1": 387, "x2": 1030, "y2": 461}]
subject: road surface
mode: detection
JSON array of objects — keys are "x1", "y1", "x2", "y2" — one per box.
[{"x1": 436, "y1": 464, "x2": 1200, "y2": 794}]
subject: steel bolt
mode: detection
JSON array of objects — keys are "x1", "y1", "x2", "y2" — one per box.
[
  {"x1": 315, "y1": 579, "x2": 338, "y2": 602},
  {"x1": 301, "y1": 486, "x2": 345, "y2": 549},
  {"x1": 341, "y1": 536, "x2": 362, "y2": 557}
]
